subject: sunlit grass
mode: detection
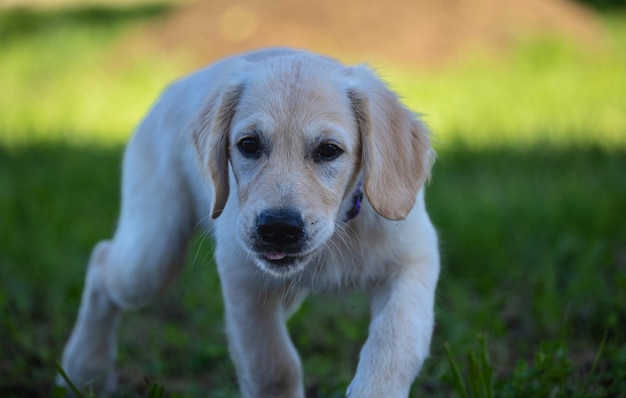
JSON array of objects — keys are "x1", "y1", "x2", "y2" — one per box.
[
  {"x1": 1, "y1": 8, "x2": 625, "y2": 149},
  {"x1": 0, "y1": 5, "x2": 184, "y2": 146},
  {"x1": 388, "y1": 22, "x2": 626, "y2": 149}
]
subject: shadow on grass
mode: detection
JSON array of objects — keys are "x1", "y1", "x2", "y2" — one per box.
[{"x1": 1, "y1": 142, "x2": 624, "y2": 397}]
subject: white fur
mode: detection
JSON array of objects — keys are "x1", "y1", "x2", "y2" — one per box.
[{"x1": 59, "y1": 48, "x2": 440, "y2": 398}]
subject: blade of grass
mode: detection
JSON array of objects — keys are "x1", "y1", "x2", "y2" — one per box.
[
  {"x1": 147, "y1": 381, "x2": 165, "y2": 398},
  {"x1": 467, "y1": 350, "x2": 482, "y2": 398},
  {"x1": 55, "y1": 360, "x2": 83, "y2": 398},
  {"x1": 590, "y1": 326, "x2": 610, "y2": 376},
  {"x1": 478, "y1": 335, "x2": 494, "y2": 398},
  {"x1": 445, "y1": 341, "x2": 470, "y2": 398}
]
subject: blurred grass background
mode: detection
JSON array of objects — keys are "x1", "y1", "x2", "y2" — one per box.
[{"x1": 1, "y1": 0, "x2": 625, "y2": 397}]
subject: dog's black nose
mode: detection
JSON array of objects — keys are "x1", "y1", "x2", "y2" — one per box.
[{"x1": 256, "y1": 209, "x2": 305, "y2": 247}]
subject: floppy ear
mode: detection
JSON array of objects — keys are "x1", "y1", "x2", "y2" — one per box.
[
  {"x1": 347, "y1": 66, "x2": 433, "y2": 220},
  {"x1": 193, "y1": 83, "x2": 245, "y2": 219}
]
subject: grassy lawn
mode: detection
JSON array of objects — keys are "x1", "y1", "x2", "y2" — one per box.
[{"x1": 1, "y1": 4, "x2": 625, "y2": 398}]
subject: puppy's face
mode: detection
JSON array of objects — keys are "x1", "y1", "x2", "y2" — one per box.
[
  {"x1": 228, "y1": 63, "x2": 361, "y2": 277},
  {"x1": 195, "y1": 53, "x2": 432, "y2": 278}
]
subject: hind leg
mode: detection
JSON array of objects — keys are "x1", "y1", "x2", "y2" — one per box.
[
  {"x1": 58, "y1": 240, "x2": 122, "y2": 393},
  {"x1": 58, "y1": 142, "x2": 195, "y2": 394}
]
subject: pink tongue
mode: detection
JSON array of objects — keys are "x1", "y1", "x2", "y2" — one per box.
[{"x1": 264, "y1": 252, "x2": 287, "y2": 261}]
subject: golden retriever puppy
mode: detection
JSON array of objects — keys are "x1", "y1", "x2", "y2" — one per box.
[{"x1": 58, "y1": 48, "x2": 440, "y2": 397}]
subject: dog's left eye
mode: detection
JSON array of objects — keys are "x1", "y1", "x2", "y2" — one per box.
[{"x1": 315, "y1": 143, "x2": 343, "y2": 162}]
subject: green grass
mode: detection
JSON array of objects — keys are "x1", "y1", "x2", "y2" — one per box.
[
  {"x1": 1, "y1": 6, "x2": 625, "y2": 149},
  {"x1": 1, "y1": 4, "x2": 625, "y2": 397},
  {"x1": 3, "y1": 144, "x2": 624, "y2": 397},
  {"x1": 387, "y1": 18, "x2": 626, "y2": 149},
  {"x1": 0, "y1": 3, "x2": 184, "y2": 146}
]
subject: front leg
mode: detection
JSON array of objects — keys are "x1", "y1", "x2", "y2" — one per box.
[
  {"x1": 347, "y1": 248, "x2": 440, "y2": 397},
  {"x1": 218, "y1": 261, "x2": 305, "y2": 398}
]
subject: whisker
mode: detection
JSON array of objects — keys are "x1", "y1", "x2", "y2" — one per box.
[
  {"x1": 331, "y1": 222, "x2": 365, "y2": 291},
  {"x1": 309, "y1": 250, "x2": 326, "y2": 290},
  {"x1": 194, "y1": 212, "x2": 213, "y2": 231},
  {"x1": 283, "y1": 270, "x2": 303, "y2": 310},
  {"x1": 190, "y1": 230, "x2": 216, "y2": 269}
]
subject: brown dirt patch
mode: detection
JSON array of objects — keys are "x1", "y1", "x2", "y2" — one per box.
[{"x1": 131, "y1": 0, "x2": 603, "y2": 68}]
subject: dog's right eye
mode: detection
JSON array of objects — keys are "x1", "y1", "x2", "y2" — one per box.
[{"x1": 237, "y1": 137, "x2": 261, "y2": 158}]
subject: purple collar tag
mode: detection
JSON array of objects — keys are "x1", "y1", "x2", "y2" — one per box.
[{"x1": 345, "y1": 180, "x2": 363, "y2": 221}]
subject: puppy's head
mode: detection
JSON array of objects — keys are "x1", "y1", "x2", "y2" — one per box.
[{"x1": 194, "y1": 53, "x2": 432, "y2": 277}]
